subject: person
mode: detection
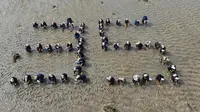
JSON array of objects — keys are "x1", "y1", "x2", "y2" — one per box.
[
  {"x1": 160, "y1": 56, "x2": 170, "y2": 65},
  {"x1": 106, "y1": 18, "x2": 111, "y2": 26},
  {"x1": 80, "y1": 22, "x2": 85, "y2": 29},
  {"x1": 99, "y1": 30, "x2": 104, "y2": 37},
  {"x1": 45, "y1": 44, "x2": 53, "y2": 53},
  {"x1": 51, "y1": 22, "x2": 58, "y2": 29},
  {"x1": 24, "y1": 75, "x2": 32, "y2": 84},
  {"x1": 116, "y1": 19, "x2": 121, "y2": 26},
  {"x1": 48, "y1": 74, "x2": 57, "y2": 84},
  {"x1": 142, "y1": 16, "x2": 148, "y2": 25},
  {"x1": 60, "y1": 22, "x2": 66, "y2": 32},
  {"x1": 168, "y1": 65, "x2": 176, "y2": 73},
  {"x1": 124, "y1": 41, "x2": 131, "y2": 50},
  {"x1": 78, "y1": 37, "x2": 84, "y2": 45},
  {"x1": 75, "y1": 74, "x2": 87, "y2": 83},
  {"x1": 74, "y1": 31, "x2": 80, "y2": 39},
  {"x1": 101, "y1": 42, "x2": 107, "y2": 51},
  {"x1": 79, "y1": 22, "x2": 85, "y2": 33},
  {"x1": 134, "y1": 20, "x2": 140, "y2": 26},
  {"x1": 113, "y1": 43, "x2": 119, "y2": 50},
  {"x1": 141, "y1": 73, "x2": 152, "y2": 84},
  {"x1": 40, "y1": 21, "x2": 47, "y2": 29},
  {"x1": 76, "y1": 57, "x2": 85, "y2": 66},
  {"x1": 13, "y1": 53, "x2": 20, "y2": 63},
  {"x1": 101, "y1": 36, "x2": 108, "y2": 44},
  {"x1": 35, "y1": 74, "x2": 44, "y2": 83},
  {"x1": 61, "y1": 73, "x2": 68, "y2": 83},
  {"x1": 144, "y1": 41, "x2": 151, "y2": 48},
  {"x1": 136, "y1": 41, "x2": 143, "y2": 50},
  {"x1": 99, "y1": 23, "x2": 104, "y2": 30},
  {"x1": 25, "y1": 44, "x2": 32, "y2": 53},
  {"x1": 132, "y1": 75, "x2": 140, "y2": 85},
  {"x1": 66, "y1": 18, "x2": 73, "y2": 28},
  {"x1": 77, "y1": 42, "x2": 84, "y2": 50},
  {"x1": 67, "y1": 42, "x2": 73, "y2": 52},
  {"x1": 74, "y1": 66, "x2": 82, "y2": 74},
  {"x1": 125, "y1": 18, "x2": 130, "y2": 28},
  {"x1": 98, "y1": 19, "x2": 104, "y2": 25},
  {"x1": 154, "y1": 42, "x2": 162, "y2": 49},
  {"x1": 155, "y1": 74, "x2": 165, "y2": 84},
  {"x1": 33, "y1": 22, "x2": 39, "y2": 28},
  {"x1": 106, "y1": 76, "x2": 115, "y2": 85},
  {"x1": 159, "y1": 45, "x2": 166, "y2": 55},
  {"x1": 37, "y1": 43, "x2": 43, "y2": 53},
  {"x1": 55, "y1": 44, "x2": 62, "y2": 53},
  {"x1": 171, "y1": 73, "x2": 180, "y2": 85},
  {"x1": 10, "y1": 77, "x2": 18, "y2": 86},
  {"x1": 76, "y1": 50, "x2": 84, "y2": 58},
  {"x1": 117, "y1": 77, "x2": 126, "y2": 85}
]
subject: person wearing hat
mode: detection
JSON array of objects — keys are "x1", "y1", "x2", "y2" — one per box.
[
  {"x1": 124, "y1": 41, "x2": 131, "y2": 50},
  {"x1": 168, "y1": 65, "x2": 176, "y2": 73},
  {"x1": 106, "y1": 76, "x2": 115, "y2": 85},
  {"x1": 113, "y1": 43, "x2": 119, "y2": 50},
  {"x1": 35, "y1": 74, "x2": 44, "y2": 83},
  {"x1": 106, "y1": 18, "x2": 110, "y2": 26},
  {"x1": 25, "y1": 44, "x2": 32, "y2": 53},
  {"x1": 75, "y1": 73, "x2": 87, "y2": 83},
  {"x1": 136, "y1": 41, "x2": 143, "y2": 50},
  {"x1": 37, "y1": 43, "x2": 43, "y2": 53},
  {"x1": 66, "y1": 18, "x2": 73, "y2": 28},
  {"x1": 67, "y1": 41, "x2": 73, "y2": 52},
  {"x1": 171, "y1": 73, "x2": 180, "y2": 85},
  {"x1": 48, "y1": 74, "x2": 57, "y2": 84},
  {"x1": 24, "y1": 75, "x2": 32, "y2": 84},
  {"x1": 10, "y1": 77, "x2": 18, "y2": 86},
  {"x1": 160, "y1": 44, "x2": 166, "y2": 55},
  {"x1": 61, "y1": 73, "x2": 68, "y2": 83},
  {"x1": 144, "y1": 41, "x2": 151, "y2": 48},
  {"x1": 142, "y1": 16, "x2": 148, "y2": 25},
  {"x1": 132, "y1": 74, "x2": 140, "y2": 85},
  {"x1": 117, "y1": 77, "x2": 126, "y2": 85},
  {"x1": 125, "y1": 18, "x2": 130, "y2": 28},
  {"x1": 142, "y1": 73, "x2": 152, "y2": 84},
  {"x1": 41, "y1": 21, "x2": 47, "y2": 29},
  {"x1": 116, "y1": 19, "x2": 121, "y2": 26},
  {"x1": 155, "y1": 74, "x2": 165, "y2": 84},
  {"x1": 74, "y1": 66, "x2": 82, "y2": 75},
  {"x1": 51, "y1": 21, "x2": 58, "y2": 29},
  {"x1": 33, "y1": 22, "x2": 39, "y2": 28},
  {"x1": 134, "y1": 20, "x2": 140, "y2": 26}
]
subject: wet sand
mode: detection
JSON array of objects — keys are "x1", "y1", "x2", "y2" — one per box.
[{"x1": 0, "y1": 0, "x2": 200, "y2": 111}]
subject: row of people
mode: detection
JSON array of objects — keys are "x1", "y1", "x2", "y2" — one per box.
[
  {"x1": 10, "y1": 72, "x2": 87, "y2": 86},
  {"x1": 10, "y1": 65, "x2": 178, "y2": 86},
  {"x1": 25, "y1": 43, "x2": 73, "y2": 53},
  {"x1": 106, "y1": 67, "x2": 180, "y2": 86},
  {"x1": 25, "y1": 39, "x2": 85, "y2": 53},
  {"x1": 98, "y1": 19, "x2": 109, "y2": 51},
  {"x1": 98, "y1": 16, "x2": 148, "y2": 27},
  {"x1": 33, "y1": 19, "x2": 86, "y2": 34},
  {"x1": 33, "y1": 18, "x2": 73, "y2": 29}
]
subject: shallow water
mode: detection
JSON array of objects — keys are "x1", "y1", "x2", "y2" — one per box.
[{"x1": 1, "y1": 0, "x2": 200, "y2": 111}]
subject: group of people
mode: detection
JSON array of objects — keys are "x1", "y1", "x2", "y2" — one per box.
[
  {"x1": 98, "y1": 18, "x2": 110, "y2": 51},
  {"x1": 10, "y1": 72, "x2": 87, "y2": 86},
  {"x1": 155, "y1": 42, "x2": 180, "y2": 85},
  {"x1": 25, "y1": 43, "x2": 74, "y2": 53},
  {"x1": 32, "y1": 18, "x2": 74, "y2": 31},
  {"x1": 97, "y1": 16, "x2": 149, "y2": 51},
  {"x1": 105, "y1": 41, "x2": 180, "y2": 86},
  {"x1": 106, "y1": 65, "x2": 178, "y2": 86}
]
